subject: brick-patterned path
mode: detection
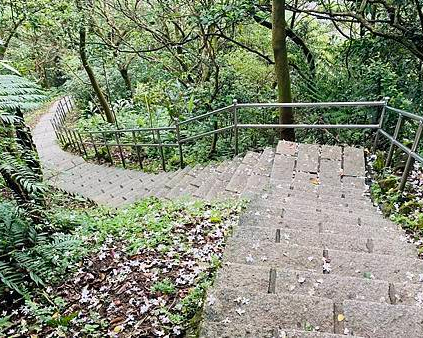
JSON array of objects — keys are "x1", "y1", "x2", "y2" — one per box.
[{"x1": 34, "y1": 100, "x2": 423, "y2": 337}]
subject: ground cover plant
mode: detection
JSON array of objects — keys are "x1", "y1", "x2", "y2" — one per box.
[
  {"x1": 0, "y1": 195, "x2": 243, "y2": 337},
  {"x1": 368, "y1": 151, "x2": 423, "y2": 255}
]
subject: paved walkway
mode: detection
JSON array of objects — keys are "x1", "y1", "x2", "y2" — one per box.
[
  {"x1": 33, "y1": 100, "x2": 266, "y2": 206},
  {"x1": 200, "y1": 142, "x2": 423, "y2": 337},
  {"x1": 34, "y1": 99, "x2": 423, "y2": 337}
]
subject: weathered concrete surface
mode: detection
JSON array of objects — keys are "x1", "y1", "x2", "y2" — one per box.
[
  {"x1": 199, "y1": 139, "x2": 421, "y2": 337},
  {"x1": 33, "y1": 99, "x2": 275, "y2": 206},
  {"x1": 344, "y1": 300, "x2": 423, "y2": 338},
  {"x1": 33, "y1": 100, "x2": 422, "y2": 337}
]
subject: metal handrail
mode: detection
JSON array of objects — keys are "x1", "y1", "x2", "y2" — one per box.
[
  {"x1": 51, "y1": 96, "x2": 423, "y2": 191},
  {"x1": 84, "y1": 126, "x2": 177, "y2": 134},
  {"x1": 238, "y1": 123, "x2": 380, "y2": 129},
  {"x1": 178, "y1": 105, "x2": 232, "y2": 125},
  {"x1": 386, "y1": 106, "x2": 423, "y2": 122},
  {"x1": 236, "y1": 101, "x2": 385, "y2": 108}
]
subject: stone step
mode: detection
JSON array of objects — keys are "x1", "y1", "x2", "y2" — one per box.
[
  {"x1": 201, "y1": 288, "x2": 334, "y2": 336},
  {"x1": 321, "y1": 145, "x2": 342, "y2": 161},
  {"x1": 193, "y1": 167, "x2": 223, "y2": 199},
  {"x1": 276, "y1": 140, "x2": 297, "y2": 156},
  {"x1": 249, "y1": 197, "x2": 378, "y2": 220},
  {"x1": 282, "y1": 209, "x2": 395, "y2": 230},
  {"x1": 190, "y1": 164, "x2": 218, "y2": 188},
  {"x1": 234, "y1": 226, "x2": 416, "y2": 257},
  {"x1": 224, "y1": 238, "x2": 423, "y2": 283},
  {"x1": 66, "y1": 166, "x2": 144, "y2": 188},
  {"x1": 165, "y1": 168, "x2": 197, "y2": 199},
  {"x1": 267, "y1": 203, "x2": 395, "y2": 228},
  {"x1": 240, "y1": 173, "x2": 269, "y2": 199},
  {"x1": 226, "y1": 151, "x2": 260, "y2": 193},
  {"x1": 252, "y1": 147, "x2": 275, "y2": 177},
  {"x1": 214, "y1": 263, "x2": 391, "y2": 305},
  {"x1": 164, "y1": 165, "x2": 191, "y2": 189},
  {"x1": 239, "y1": 212, "x2": 403, "y2": 241},
  {"x1": 296, "y1": 143, "x2": 320, "y2": 173},
  {"x1": 343, "y1": 146, "x2": 365, "y2": 177},
  {"x1": 201, "y1": 323, "x2": 354, "y2": 338},
  {"x1": 270, "y1": 153, "x2": 296, "y2": 181},
  {"x1": 257, "y1": 192, "x2": 375, "y2": 210},
  {"x1": 343, "y1": 300, "x2": 423, "y2": 338},
  {"x1": 242, "y1": 150, "x2": 261, "y2": 165},
  {"x1": 205, "y1": 163, "x2": 234, "y2": 200},
  {"x1": 216, "y1": 263, "x2": 423, "y2": 308}
]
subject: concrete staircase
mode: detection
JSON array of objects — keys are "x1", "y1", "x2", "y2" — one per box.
[
  {"x1": 33, "y1": 101, "x2": 423, "y2": 337},
  {"x1": 33, "y1": 101, "x2": 277, "y2": 206},
  {"x1": 199, "y1": 143, "x2": 423, "y2": 337}
]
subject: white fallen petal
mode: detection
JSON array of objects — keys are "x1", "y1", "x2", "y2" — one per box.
[{"x1": 235, "y1": 308, "x2": 245, "y2": 315}]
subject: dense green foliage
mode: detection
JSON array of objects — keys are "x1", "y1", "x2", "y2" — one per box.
[
  {"x1": 1, "y1": 0, "x2": 423, "y2": 335},
  {"x1": 2, "y1": 0, "x2": 421, "y2": 168}
]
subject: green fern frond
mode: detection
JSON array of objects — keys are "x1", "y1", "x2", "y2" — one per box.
[
  {"x1": 0, "y1": 75, "x2": 45, "y2": 111},
  {"x1": 0, "y1": 111, "x2": 17, "y2": 125},
  {"x1": 0, "y1": 261, "x2": 26, "y2": 295},
  {"x1": 0, "y1": 153, "x2": 46, "y2": 195}
]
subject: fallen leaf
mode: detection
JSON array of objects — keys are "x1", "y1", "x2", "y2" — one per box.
[
  {"x1": 310, "y1": 178, "x2": 320, "y2": 185},
  {"x1": 110, "y1": 316, "x2": 124, "y2": 325},
  {"x1": 113, "y1": 325, "x2": 124, "y2": 333},
  {"x1": 337, "y1": 314, "x2": 345, "y2": 322}
]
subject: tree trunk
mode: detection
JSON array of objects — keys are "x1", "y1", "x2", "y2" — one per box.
[
  {"x1": 79, "y1": 26, "x2": 115, "y2": 124},
  {"x1": 0, "y1": 47, "x2": 5, "y2": 60},
  {"x1": 119, "y1": 66, "x2": 133, "y2": 98},
  {"x1": 272, "y1": 0, "x2": 295, "y2": 141}
]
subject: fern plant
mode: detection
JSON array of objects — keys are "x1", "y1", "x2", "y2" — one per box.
[
  {"x1": 0, "y1": 75, "x2": 45, "y2": 111},
  {"x1": 0, "y1": 63, "x2": 46, "y2": 221},
  {"x1": 0, "y1": 201, "x2": 84, "y2": 297},
  {"x1": 0, "y1": 63, "x2": 52, "y2": 299}
]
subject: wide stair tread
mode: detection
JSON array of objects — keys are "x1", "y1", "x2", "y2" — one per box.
[
  {"x1": 239, "y1": 214, "x2": 404, "y2": 241},
  {"x1": 234, "y1": 225, "x2": 416, "y2": 257},
  {"x1": 200, "y1": 288, "x2": 334, "y2": 336},
  {"x1": 225, "y1": 151, "x2": 261, "y2": 193},
  {"x1": 223, "y1": 237, "x2": 423, "y2": 283},
  {"x1": 214, "y1": 263, "x2": 423, "y2": 307},
  {"x1": 201, "y1": 323, "x2": 355, "y2": 338}
]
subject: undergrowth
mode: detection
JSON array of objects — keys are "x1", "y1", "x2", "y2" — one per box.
[
  {"x1": 368, "y1": 151, "x2": 423, "y2": 254},
  {"x1": 0, "y1": 195, "x2": 243, "y2": 337}
]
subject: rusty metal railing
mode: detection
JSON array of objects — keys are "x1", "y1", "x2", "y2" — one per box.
[{"x1": 51, "y1": 96, "x2": 423, "y2": 191}]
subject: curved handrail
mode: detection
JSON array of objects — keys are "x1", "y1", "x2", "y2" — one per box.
[{"x1": 50, "y1": 96, "x2": 423, "y2": 191}]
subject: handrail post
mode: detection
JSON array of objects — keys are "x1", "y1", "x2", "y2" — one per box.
[
  {"x1": 114, "y1": 131, "x2": 126, "y2": 168},
  {"x1": 385, "y1": 113, "x2": 403, "y2": 167},
  {"x1": 132, "y1": 130, "x2": 143, "y2": 170},
  {"x1": 372, "y1": 97, "x2": 389, "y2": 152},
  {"x1": 102, "y1": 131, "x2": 113, "y2": 165},
  {"x1": 72, "y1": 130, "x2": 83, "y2": 155},
  {"x1": 64, "y1": 96, "x2": 71, "y2": 113},
  {"x1": 89, "y1": 132, "x2": 99, "y2": 161},
  {"x1": 156, "y1": 129, "x2": 166, "y2": 171},
  {"x1": 63, "y1": 127, "x2": 72, "y2": 149},
  {"x1": 233, "y1": 99, "x2": 239, "y2": 156},
  {"x1": 399, "y1": 121, "x2": 423, "y2": 191},
  {"x1": 78, "y1": 131, "x2": 88, "y2": 158},
  {"x1": 174, "y1": 117, "x2": 184, "y2": 168}
]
